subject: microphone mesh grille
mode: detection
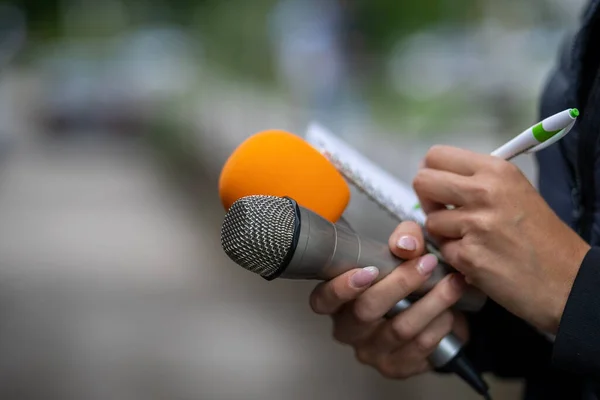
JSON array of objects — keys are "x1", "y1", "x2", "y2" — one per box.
[{"x1": 220, "y1": 195, "x2": 296, "y2": 278}]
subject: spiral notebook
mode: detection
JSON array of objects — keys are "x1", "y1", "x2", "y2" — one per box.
[{"x1": 304, "y1": 122, "x2": 427, "y2": 226}]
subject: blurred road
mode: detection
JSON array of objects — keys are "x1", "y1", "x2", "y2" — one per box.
[{"x1": 0, "y1": 71, "x2": 525, "y2": 400}]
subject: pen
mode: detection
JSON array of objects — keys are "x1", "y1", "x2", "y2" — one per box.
[{"x1": 491, "y1": 108, "x2": 579, "y2": 160}]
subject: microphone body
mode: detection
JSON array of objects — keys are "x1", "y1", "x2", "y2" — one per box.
[{"x1": 276, "y1": 201, "x2": 487, "y2": 312}]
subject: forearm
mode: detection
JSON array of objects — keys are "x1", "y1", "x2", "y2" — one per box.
[{"x1": 552, "y1": 246, "x2": 600, "y2": 377}]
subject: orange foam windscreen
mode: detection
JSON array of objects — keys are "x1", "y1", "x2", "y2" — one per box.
[{"x1": 218, "y1": 130, "x2": 350, "y2": 223}]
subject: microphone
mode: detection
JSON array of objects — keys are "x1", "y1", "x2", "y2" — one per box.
[{"x1": 220, "y1": 195, "x2": 491, "y2": 399}]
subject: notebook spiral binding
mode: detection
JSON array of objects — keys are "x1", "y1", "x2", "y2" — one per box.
[{"x1": 323, "y1": 150, "x2": 416, "y2": 224}]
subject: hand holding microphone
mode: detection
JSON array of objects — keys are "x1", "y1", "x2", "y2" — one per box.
[
  {"x1": 222, "y1": 194, "x2": 471, "y2": 379},
  {"x1": 309, "y1": 219, "x2": 472, "y2": 382},
  {"x1": 221, "y1": 194, "x2": 489, "y2": 398}
]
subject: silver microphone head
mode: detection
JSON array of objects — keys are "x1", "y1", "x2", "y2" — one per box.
[{"x1": 220, "y1": 195, "x2": 298, "y2": 279}]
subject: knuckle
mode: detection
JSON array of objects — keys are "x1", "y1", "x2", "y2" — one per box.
[
  {"x1": 488, "y1": 160, "x2": 504, "y2": 174},
  {"x1": 331, "y1": 326, "x2": 347, "y2": 344},
  {"x1": 454, "y1": 244, "x2": 483, "y2": 272},
  {"x1": 352, "y1": 298, "x2": 380, "y2": 324},
  {"x1": 455, "y1": 245, "x2": 471, "y2": 267},
  {"x1": 354, "y1": 348, "x2": 373, "y2": 366},
  {"x1": 392, "y1": 272, "x2": 416, "y2": 295},
  {"x1": 392, "y1": 317, "x2": 417, "y2": 342},
  {"x1": 329, "y1": 282, "x2": 347, "y2": 302},
  {"x1": 309, "y1": 292, "x2": 326, "y2": 314},
  {"x1": 491, "y1": 159, "x2": 518, "y2": 176},
  {"x1": 471, "y1": 182, "x2": 495, "y2": 204},
  {"x1": 412, "y1": 170, "x2": 427, "y2": 192},
  {"x1": 472, "y1": 214, "x2": 494, "y2": 233},
  {"x1": 416, "y1": 333, "x2": 440, "y2": 354},
  {"x1": 425, "y1": 145, "x2": 446, "y2": 165},
  {"x1": 441, "y1": 242, "x2": 462, "y2": 269},
  {"x1": 505, "y1": 162, "x2": 519, "y2": 175},
  {"x1": 441, "y1": 312, "x2": 455, "y2": 331},
  {"x1": 424, "y1": 214, "x2": 437, "y2": 232},
  {"x1": 462, "y1": 213, "x2": 478, "y2": 230},
  {"x1": 437, "y1": 281, "x2": 461, "y2": 305},
  {"x1": 377, "y1": 358, "x2": 401, "y2": 379}
]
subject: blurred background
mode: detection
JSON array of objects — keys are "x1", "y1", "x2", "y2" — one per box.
[{"x1": 0, "y1": 0, "x2": 588, "y2": 399}]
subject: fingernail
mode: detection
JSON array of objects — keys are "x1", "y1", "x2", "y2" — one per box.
[
  {"x1": 350, "y1": 266, "x2": 379, "y2": 288},
  {"x1": 396, "y1": 235, "x2": 417, "y2": 251},
  {"x1": 451, "y1": 274, "x2": 467, "y2": 290},
  {"x1": 417, "y1": 254, "x2": 438, "y2": 276}
]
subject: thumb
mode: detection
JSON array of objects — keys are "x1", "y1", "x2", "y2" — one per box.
[{"x1": 389, "y1": 221, "x2": 425, "y2": 260}]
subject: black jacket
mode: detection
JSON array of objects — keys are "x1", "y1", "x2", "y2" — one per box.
[{"x1": 463, "y1": 1, "x2": 600, "y2": 398}]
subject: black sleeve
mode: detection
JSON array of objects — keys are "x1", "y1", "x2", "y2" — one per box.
[
  {"x1": 552, "y1": 246, "x2": 600, "y2": 377},
  {"x1": 460, "y1": 300, "x2": 554, "y2": 379}
]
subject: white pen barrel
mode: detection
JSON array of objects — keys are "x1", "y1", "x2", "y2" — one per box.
[{"x1": 490, "y1": 129, "x2": 536, "y2": 159}]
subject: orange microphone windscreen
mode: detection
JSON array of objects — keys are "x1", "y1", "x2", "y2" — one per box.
[{"x1": 218, "y1": 130, "x2": 350, "y2": 223}]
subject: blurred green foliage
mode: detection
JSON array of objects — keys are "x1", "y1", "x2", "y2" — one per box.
[
  {"x1": 5, "y1": 0, "x2": 61, "y2": 38},
  {"x1": 8, "y1": 0, "x2": 483, "y2": 76},
  {"x1": 351, "y1": 0, "x2": 482, "y2": 52},
  {"x1": 191, "y1": 0, "x2": 279, "y2": 84}
]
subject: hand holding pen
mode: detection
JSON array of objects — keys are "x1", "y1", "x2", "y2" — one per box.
[{"x1": 415, "y1": 108, "x2": 579, "y2": 262}]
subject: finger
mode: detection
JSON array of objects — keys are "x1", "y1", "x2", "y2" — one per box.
[
  {"x1": 374, "y1": 340, "x2": 433, "y2": 380},
  {"x1": 423, "y1": 145, "x2": 490, "y2": 176},
  {"x1": 413, "y1": 169, "x2": 473, "y2": 213},
  {"x1": 375, "y1": 352, "x2": 431, "y2": 380},
  {"x1": 376, "y1": 310, "x2": 455, "y2": 379},
  {"x1": 425, "y1": 208, "x2": 468, "y2": 239},
  {"x1": 310, "y1": 267, "x2": 379, "y2": 315},
  {"x1": 415, "y1": 158, "x2": 446, "y2": 215},
  {"x1": 392, "y1": 274, "x2": 466, "y2": 345},
  {"x1": 437, "y1": 240, "x2": 470, "y2": 277},
  {"x1": 331, "y1": 305, "x2": 383, "y2": 345},
  {"x1": 366, "y1": 273, "x2": 466, "y2": 352},
  {"x1": 388, "y1": 221, "x2": 425, "y2": 259},
  {"x1": 451, "y1": 311, "x2": 470, "y2": 343},
  {"x1": 352, "y1": 254, "x2": 439, "y2": 324},
  {"x1": 411, "y1": 310, "x2": 456, "y2": 360}
]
